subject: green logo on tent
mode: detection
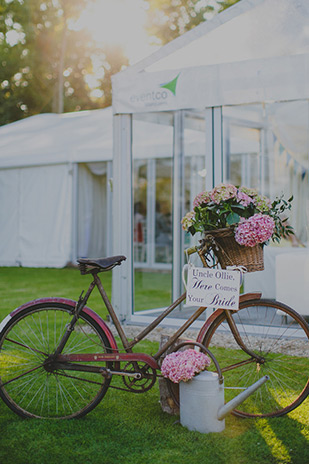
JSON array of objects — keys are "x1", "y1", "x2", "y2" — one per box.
[{"x1": 160, "y1": 73, "x2": 180, "y2": 96}]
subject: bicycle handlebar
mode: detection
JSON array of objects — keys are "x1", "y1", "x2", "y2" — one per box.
[{"x1": 184, "y1": 245, "x2": 199, "y2": 256}]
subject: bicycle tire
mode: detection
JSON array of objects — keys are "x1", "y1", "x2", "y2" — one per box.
[
  {"x1": 199, "y1": 299, "x2": 309, "y2": 417},
  {"x1": 0, "y1": 302, "x2": 112, "y2": 419}
]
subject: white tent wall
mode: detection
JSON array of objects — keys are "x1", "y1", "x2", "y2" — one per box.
[
  {"x1": 0, "y1": 108, "x2": 115, "y2": 268},
  {"x1": 0, "y1": 168, "x2": 20, "y2": 266},
  {"x1": 0, "y1": 107, "x2": 182, "y2": 269},
  {"x1": 0, "y1": 160, "x2": 114, "y2": 268},
  {"x1": 0, "y1": 164, "x2": 72, "y2": 267},
  {"x1": 77, "y1": 163, "x2": 109, "y2": 259}
]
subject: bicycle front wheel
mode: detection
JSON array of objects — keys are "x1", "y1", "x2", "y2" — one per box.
[
  {"x1": 0, "y1": 302, "x2": 112, "y2": 419},
  {"x1": 200, "y1": 299, "x2": 309, "y2": 417}
]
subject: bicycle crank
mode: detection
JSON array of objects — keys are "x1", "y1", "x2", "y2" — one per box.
[{"x1": 121, "y1": 361, "x2": 157, "y2": 393}]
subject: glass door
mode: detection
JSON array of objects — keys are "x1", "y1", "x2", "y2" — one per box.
[
  {"x1": 132, "y1": 109, "x2": 210, "y2": 317},
  {"x1": 132, "y1": 113, "x2": 174, "y2": 312}
]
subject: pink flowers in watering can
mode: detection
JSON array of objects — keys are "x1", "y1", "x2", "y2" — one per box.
[{"x1": 161, "y1": 349, "x2": 211, "y2": 383}]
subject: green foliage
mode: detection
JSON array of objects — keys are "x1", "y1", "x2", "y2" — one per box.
[
  {"x1": 0, "y1": 0, "x2": 128, "y2": 125},
  {"x1": 191, "y1": 199, "x2": 252, "y2": 234},
  {"x1": 95, "y1": 43, "x2": 129, "y2": 108},
  {"x1": 270, "y1": 195, "x2": 294, "y2": 243},
  {"x1": 145, "y1": 0, "x2": 241, "y2": 45}
]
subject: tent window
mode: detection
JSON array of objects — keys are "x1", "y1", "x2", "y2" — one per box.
[{"x1": 77, "y1": 162, "x2": 109, "y2": 259}]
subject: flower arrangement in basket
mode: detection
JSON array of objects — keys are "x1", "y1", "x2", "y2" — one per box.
[
  {"x1": 161, "y1": 349, "x2": 211, "y2": 383},
  {"x1": 182, "y1": 184, "x2": 294, "y2": 272}
]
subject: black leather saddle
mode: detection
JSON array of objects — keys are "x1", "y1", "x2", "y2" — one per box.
[{"x1": 77, "y1": 256, "x2": 127, "y2": 274}]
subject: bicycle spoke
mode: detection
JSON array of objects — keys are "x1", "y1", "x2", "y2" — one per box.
[
  {"x1": 5, "y1": 337, "x2": 47, "y2": 357},
  {"x1": 1, "y1": 363, "x2": 45, "y2": 387}
]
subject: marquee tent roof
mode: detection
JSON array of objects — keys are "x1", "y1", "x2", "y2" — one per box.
[
  {"x1": 139, "y1": 0, "x2": 309, "y2": 73},
  {"x1": 112, "y1": 0, "x2": 309, "y2": 114},
  {"x1": 0, "y1": 106, "x2": 210, "y2": 167},
  {"x1": 0, "y1": 108, "x2": 113, "y2": 169}
]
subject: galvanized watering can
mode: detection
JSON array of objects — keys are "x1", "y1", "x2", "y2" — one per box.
[{"x1": 177, "y1": 342, "x2": 269, "y2": 433}]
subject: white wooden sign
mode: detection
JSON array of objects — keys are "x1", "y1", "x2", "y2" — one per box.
[{"x1": 186, "y1": 266, "x2": 241, "y2": 310}]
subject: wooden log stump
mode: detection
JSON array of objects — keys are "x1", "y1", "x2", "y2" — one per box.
[{"x1": 158, "y1": 335, "x2": 195, "y2": 415}]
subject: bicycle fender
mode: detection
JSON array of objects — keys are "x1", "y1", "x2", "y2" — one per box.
[
  {"x1": 0, "y1": 297, "x2": 119, "y2": 352},
  {"x1": 196, "y1": 308, "x2": 225, "y2": 344},
  {"x1": 196, "y1": 292, "x2": 262, "y2": 343}
]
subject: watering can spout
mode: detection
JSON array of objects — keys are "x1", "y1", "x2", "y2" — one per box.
[{"x1": 217, "y1": 375, "x2": 269, "y2": 420}]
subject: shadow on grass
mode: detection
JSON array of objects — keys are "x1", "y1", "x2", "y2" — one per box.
[{"x1": 0, "y1": 385, "x2": 308, "y2": 464}]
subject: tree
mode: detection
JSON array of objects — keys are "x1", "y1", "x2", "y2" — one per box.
[
  {"x1": 145, "y1": 0, "x2": 240, "y2": 46},
  {"x1": 0, "y1": 0, "x2": 128, "y2": 125},
  {"x1": 95, "y1": 44, "x2": 129, "y2": 108},
  {"x1": 0, "y1": 0, "x2": 27, "y2": 124},
  {"x1": 0, "y1": 0, "x2": 94, "y2": 124}
]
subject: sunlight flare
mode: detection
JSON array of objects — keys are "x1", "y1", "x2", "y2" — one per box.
[{"x1": 75, "y1": 0, "x2": 155, "y2": 64}]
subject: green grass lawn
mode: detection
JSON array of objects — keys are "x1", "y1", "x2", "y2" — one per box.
[
  {"x1": 134, "y1": 269, "x2": 172, "y2": 311},
  {"x1": 0, "y1": 267, "x2": 172, "y2": 316},
  {"x1": 0, "y1": 267, "x2": 308, "y2": 464},
  {"x1": 0, "y1": 266, "x2": 112, "y2": 320}
]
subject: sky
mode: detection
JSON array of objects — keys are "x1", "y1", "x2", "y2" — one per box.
[{"x1": 76, "y1": 0, "x2": 158, "y2": 65}]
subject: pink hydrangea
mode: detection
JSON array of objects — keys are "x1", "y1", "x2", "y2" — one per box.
[
  {"x1": 161, "y1": 349, "x2": 211, "y2": 383},
  {"x1": 210, "y1": 184, "x2": 238, "y2": 204},
  {"x1": 239, "y1": 186, "x2": 259, "y2": 197},
  {"x1": 236, "y1": 190, "x2": 254, "y2": 207},
  {"x1": 253, "y1": 195, "x2": 272, "y2": 212},
  {"x1": 235, "y1": 214, "x2": 275, "y2": 247},
  {"x1": 238, "y1": 187, "x2": 272, "y2": 212},
  {"x1": 193, "y1": 191, "x2": 211, "y2": 208},
  {"x1": 181, "y1": 211, "x2": 195, "y2": 231}
]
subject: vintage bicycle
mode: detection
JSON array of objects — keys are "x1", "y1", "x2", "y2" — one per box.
[{"x1": 0, "y1": 242, "x2": 308, "y2": 420}]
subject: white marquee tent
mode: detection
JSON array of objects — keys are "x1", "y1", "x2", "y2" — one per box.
[{"x1": 0, "y1": 108, "x2": 114, "y2": 267}]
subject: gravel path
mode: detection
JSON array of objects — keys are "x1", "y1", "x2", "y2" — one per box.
[{"x1": 106, "y1": 322, "x2": 308, "y2": 357}]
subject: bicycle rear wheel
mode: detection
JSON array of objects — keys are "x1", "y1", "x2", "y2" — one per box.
[
  {"x1": 0, "y1": 302, "x2": 112, "y2": 419},
  {"x1": 200, "y1": 299, "x2": 309, "y2": 417}
]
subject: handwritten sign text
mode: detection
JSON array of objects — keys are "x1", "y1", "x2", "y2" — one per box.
[{"x1": 186, "y1": 267, "x2": 240, "y2": 310}]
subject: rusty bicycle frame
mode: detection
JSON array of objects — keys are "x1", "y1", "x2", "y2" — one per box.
[{"x1": 49, "y1": 244, "x2": 263, "y2": 389}]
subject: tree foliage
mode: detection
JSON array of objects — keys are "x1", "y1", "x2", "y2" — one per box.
[
  {"x1": 145, "y1": 0, "x2": 240, "y2": 45},
  {"x1": 0, "y1": 0, "x2": 128, "y2": 126}
]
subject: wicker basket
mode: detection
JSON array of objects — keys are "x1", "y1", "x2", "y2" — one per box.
[{"x1": 203, "y1": 228, "x2": 264, "y2": 273}]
